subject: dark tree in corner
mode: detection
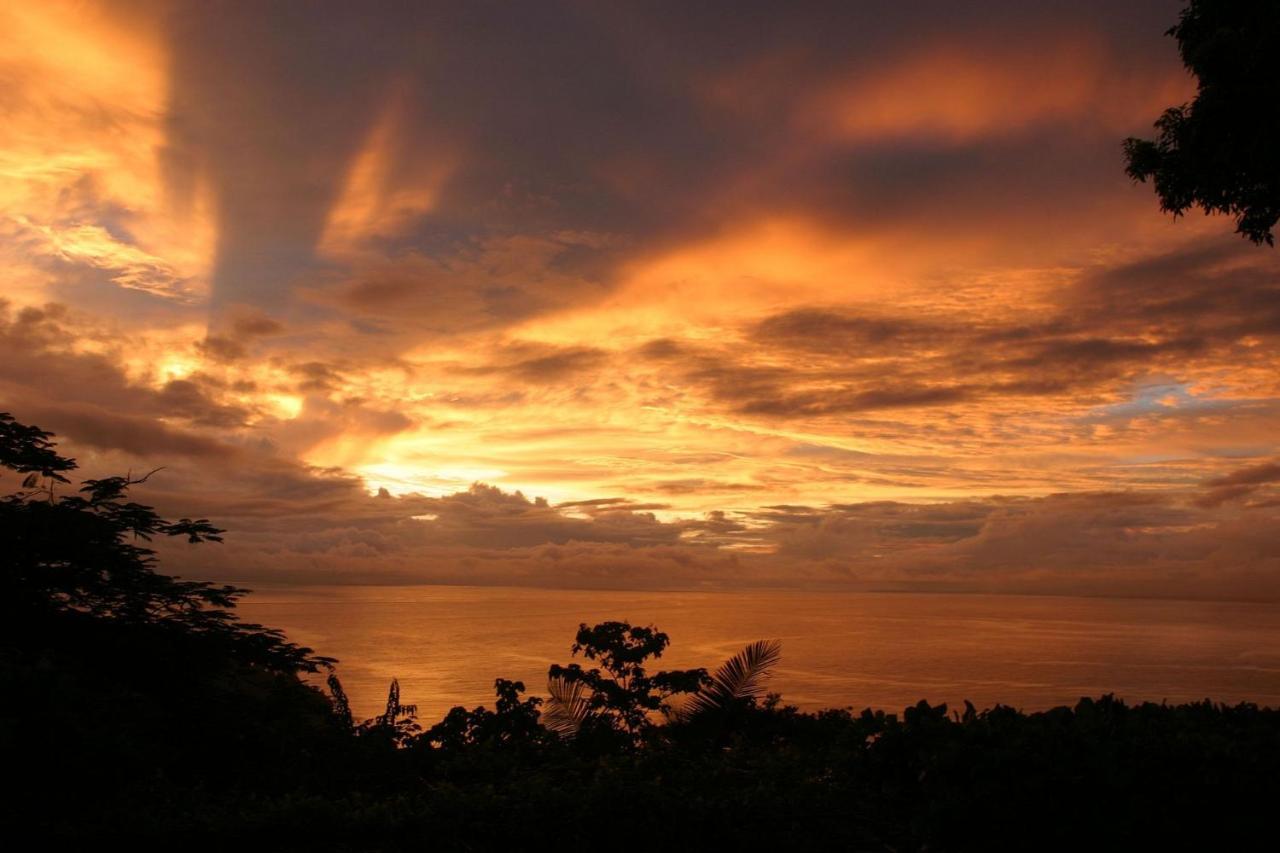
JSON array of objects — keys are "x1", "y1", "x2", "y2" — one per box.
[
  {"x1": 1124, "y1": 0, "x2": 1280, "y2": 244},
  {"x1": 0, "y1": 412, "x2": 348, "y2": 838},
  {"x1": 0, "y1": 411, "x2": 327, "y2": 673}
]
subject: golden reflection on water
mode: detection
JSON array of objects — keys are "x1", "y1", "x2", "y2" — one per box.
[{"x1": 238, "y1": 586, "x2": 1280, "y2": 723}]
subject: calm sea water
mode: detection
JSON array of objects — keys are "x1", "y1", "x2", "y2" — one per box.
[{"x1": 238, "y1": 585, "x2": 1280, "y2": 723}]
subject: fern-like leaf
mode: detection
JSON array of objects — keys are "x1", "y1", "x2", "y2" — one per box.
[{"x1": 542, "y1": 672, "x2": 590, "y2": 737}]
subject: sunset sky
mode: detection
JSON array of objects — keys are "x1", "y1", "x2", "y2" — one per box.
[{"x1": 3, "y1": 0, "x2": 1278, "y2": 599}]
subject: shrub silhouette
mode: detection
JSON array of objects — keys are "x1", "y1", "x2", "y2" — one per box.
[{"x1": 426, "y1": 678, "x2": 546, "y2": 750}]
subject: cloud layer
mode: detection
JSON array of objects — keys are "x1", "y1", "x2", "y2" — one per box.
[{"x1": 3, "y1": 0, "x2": 1279, "y2": 599}]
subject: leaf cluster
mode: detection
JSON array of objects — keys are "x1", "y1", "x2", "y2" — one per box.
[{"x1": 1124, "y1": 0, "x2": 1280, "y2": 244}]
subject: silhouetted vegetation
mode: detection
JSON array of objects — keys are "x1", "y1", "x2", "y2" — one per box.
[
  {"x1": 1125, "y1": 0, "x2": 1280, "y2": 244},
  {"x1": 5, "y1": 411, "x2": 1280, "y2": 850},
  {"x1": 544, "y1": 620, "x2": 708, "y2": 746},
  {"x1": 1, "y1": 412, "x2": 347, "y2": 840}
]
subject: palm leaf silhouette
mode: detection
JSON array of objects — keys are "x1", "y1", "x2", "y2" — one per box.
[
  {"x1": 542, "y1": 672, "x2": 590, "y2": 737},
  {"x1": 681, "y1": 639, "x2": 782, "y2": 720}
]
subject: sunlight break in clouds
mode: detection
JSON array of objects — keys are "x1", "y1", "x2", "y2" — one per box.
[{"x1": 2, "y1": 0, "x2": 1279, "y2": 599}]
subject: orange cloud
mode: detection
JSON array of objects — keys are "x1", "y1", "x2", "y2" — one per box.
[
  {"x1": 319, "y1": 81, "x2": 457, "y2": 257},
  {"x1": 803, "y1": 37, "x2": 1193, "y2": 144},
  {"x1": 0, "y1": 2, "x2": 216, "y2": 306}
]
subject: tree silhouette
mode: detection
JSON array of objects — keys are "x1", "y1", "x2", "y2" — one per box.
[
  {"x1": 0, "y1": 413, "x2": 76, "y2": 485},
  {"x1": 545, "y1": 620, "x2": 708, "y2": 742},
  {"x1": 1124, "y1": 0, "x2": 1280, "y2": 244},
  {"x1": 1, "y1": 412, "x2": 327, "y2": 673},
  {"x1": 2, "y1": 411, "x2": 355, "y2": 838}
]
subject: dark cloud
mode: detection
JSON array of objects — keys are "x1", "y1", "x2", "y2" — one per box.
[
  {"x1": 458, "y1": 345, "x2": 609, "y2": 382},
  {"x1": 1076, "y1": 242, "x2": 1280, "y2": 338},
  {"x1": 0, "y1": 301, "x2": 249, "y2": 437},
  {"x1": 1197, "y1": 460, "x2": 1280, "y2": 508},
  {"x1": 631, "y1": 237, "x2": 1280, "y2": 422},
  {"x1": 161, "y1": 2, "x2": 413, "y2": 317},
  {"x1": 740, "y1": 385, "x2": 974, "y2": 417},
  {"x1": 741, "y1": 492, "x2": 1280, "y2": 599},
  {"x1": 288, "y1": 361, "x2": 345, "y2": 393},
  {"x1": 0, "y1": 301, "x2": 408, "y2": 470},
  {"x1": 231, "y1": 312, "x2": 286, "y2": 339},
  {"x1": 196, "y1": 335, "x2": 247, "y2": 362},
  {"x1": 1208, "y1": 462, "x2": 1280, "y2": 487},
  {"x1": 146, "y1": 474, "x2": 1280, "y2": 601},
  {"x1": 504, "y1": 348, "x2": 608, "y2": 382},
  {"x1": 197, "y1": 311, "x2": 287, "y2": 363},
  {"x1": 155, "y1": 379, "x2": 248, "y2": 427},
  {"x1": 148, "y1": 0, "x2": 1188, "y2": 335},
  {"x1": 556, "y1": 497, "x2": 636, "y2": 509},
  {"x1": 13, "y1": 402, "x2": 237, "y2": 460},
  {"x1": 754, "y1": 309, "x2": 947, "y2": 351},
  {"x1": 416, "y1": 483, "x2": 683, "y2": 549}
]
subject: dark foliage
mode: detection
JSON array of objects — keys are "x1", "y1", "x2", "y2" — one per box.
[
  {"x1": 424, "y1": 679, "x2": 547, "y2": 751},
  {"x1": 0, "y1": 412, "x2": 347, "y2": 837},
  {"x1": 47, "y1": 691, "x2": 1273, "y2": 851},
  {"x1": 546, "y1": 621, "x2": 709, "y2": 744},
  {"x1": 1124, "y1": 0, "x2": 1280, "y2": 244},
  {"x1": 0, "y1": 412, "x2": 328, "y2": 673}
]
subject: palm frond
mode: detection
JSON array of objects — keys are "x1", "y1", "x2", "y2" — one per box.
[
  {"x1": 542, "y1": 672, "x2": 591, "y2": 737},
  {"x1": 681, "y1": 639, "x2": 782, "y2": 720}
]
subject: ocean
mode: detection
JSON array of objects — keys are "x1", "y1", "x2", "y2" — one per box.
[{"x1": 238, "y1": 585, "x2": 1280, "y2": 723}]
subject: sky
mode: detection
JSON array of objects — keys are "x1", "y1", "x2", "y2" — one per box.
[{"x1": 2, "y1": 0, "x2": 1279, "y2": 599}]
